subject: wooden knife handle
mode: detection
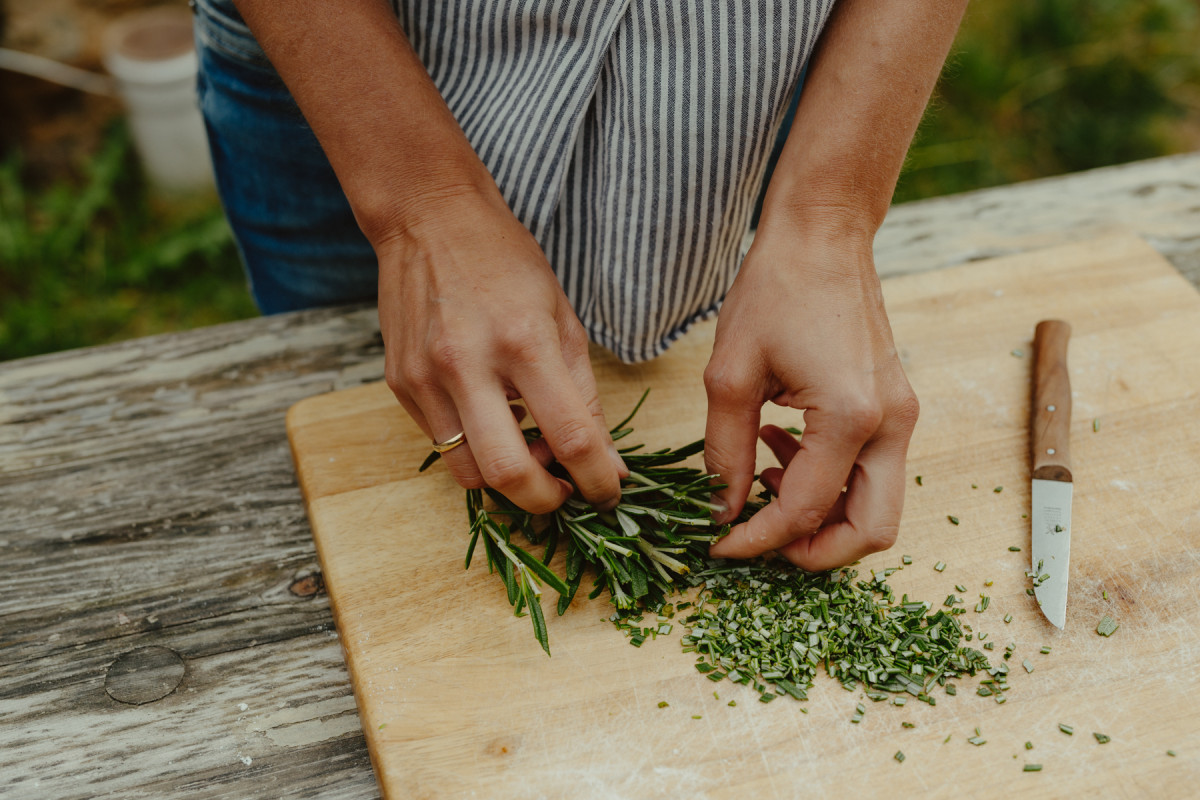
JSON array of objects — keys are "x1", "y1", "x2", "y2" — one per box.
[{"x1": 1032, "y1": 319, "x2": 1072, "y2": 481}]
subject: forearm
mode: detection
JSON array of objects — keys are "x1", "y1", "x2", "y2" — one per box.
[
  {"x1": 232, "y1": 0, "x2": 502, "y2": 245},
  {"x1": 761, "y1": 0, "x2": 968, "y2": 244}
]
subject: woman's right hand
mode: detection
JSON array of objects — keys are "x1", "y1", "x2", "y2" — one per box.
[{"x1": 376, "y1": 187, "x2": 625, "y2": 514}]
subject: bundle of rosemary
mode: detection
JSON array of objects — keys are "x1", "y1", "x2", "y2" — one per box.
[{"x1": 423, "y1": 390, "x2": 757, "y2": 654}]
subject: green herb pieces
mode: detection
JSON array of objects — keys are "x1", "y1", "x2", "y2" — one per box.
[
  {"x1": 1040, "y1": 645, "x2": 1052, "y2": 654},
  {"x1": 968, "y1": 736, "x2": 987, "y2": 746},
  {"x1": 1059, "y1": 723, "x2": 1074, "y2": 735},
  {"x1": 934, "y1": 561, "x2": 947, "y2": 572},
  {"x1": 681, "y1": 561, "x2": 990, "y2": 709},
  {"x1": 1093, "y1": 732, "x2": 1111, "y2": 744},
  {"x1": 1167, "y1": 750, "x2": 1177, "y2": 757},
  {"x1": 902, "y1": 722, "x2": 916, "y2": 729},
  {"x1": 1093, "y1": 418, "x2": 1100, "y2": 433},
  {"x1": 1012, "y1": 349, "x2": 1024, "y2": 358},
  {"x1": 894, "y1": 751, "x2": 906, "y2": 763},
  {"x1": 1004, "y1": 614, "x2": 1013, "y2": 624},
  {"x1": 902, "y1": 555, "x2": 913, "y2": 565},
  {"x1": 994, "y1": 486, "x2": 1003, "y2": 493},
  {"x1": 1022, "y1": 659, "x2": 1035, "y2": 673},
  {"x1": 1008, "y1": 546, "x2": 1022, "y2": 552},
  {"x1": 1097, "y1": 615, "x2": 1119, "y2": 637},
  {"x1": 955, "y1": 584, "x2": 967, "y2": 593},
  {"x1": 1024, "y1": 764, "x2": 1043, "y2": 772},
  {"x1": 658, "y1": 701, "x2": 669, "y2": 708},
  {"x1": 728, "y1": 700, "x2": 737, "y2": 707},
  {"x1": 1026, "y1": 559, "x2": 1049, "y2": 590},
  {"x1": 1102, "y1": 590, "x2": 1109, "y2": 601},
  {"x1": 692, "y1": 715, "x2": 702, "y2": 720},
  {"x1": 944, "y1": 734, "x2": 952, "y2": 744},
  {"x1": 948, "y1": 516, "x2": 960, "y2": 526},
  {"x1": 916, "y1": 476, "x2": 923, "y2": 486},
  {"x1": 945, "y1": 684, "x2": 957, "y2": 696},
  {"x1": 1025, "y1": 741, "x2": 1033, "y2": 750}
]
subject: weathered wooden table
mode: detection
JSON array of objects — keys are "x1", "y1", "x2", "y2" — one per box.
[{"x1": 3, "y1": 153, "x2": 1199, "y2": 799}]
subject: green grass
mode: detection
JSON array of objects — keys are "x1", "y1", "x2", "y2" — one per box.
[
  {"x1": 0, "y1": 124, "x2": 256, "y2": 362},
  {"x1": 896, "y1": 0, "x2": 1200, "y2": 202}
]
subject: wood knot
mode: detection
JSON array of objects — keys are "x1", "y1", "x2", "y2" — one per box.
[
  {"x1": 289, "y1": 572, "x2": 326, "y2": 598},
  {"x1": 105, "y1": 646, "x2": 186, "y2": 705}
]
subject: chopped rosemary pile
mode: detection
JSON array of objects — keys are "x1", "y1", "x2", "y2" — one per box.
[{"x1": 678, "y1": 562, "x2": 991, "y2": 704}]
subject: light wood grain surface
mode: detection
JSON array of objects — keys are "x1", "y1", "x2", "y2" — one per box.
[
  {"x1": 289, "y1": 235, "x2": 1200, "y2": 799},
  {"x1": 3, "y1": 154, "x2": 1200, "y2": 799}
]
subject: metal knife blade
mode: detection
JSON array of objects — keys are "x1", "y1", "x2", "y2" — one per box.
[{"x1": 1030, "y1": 320, "x2": 1073, "y2": 629}]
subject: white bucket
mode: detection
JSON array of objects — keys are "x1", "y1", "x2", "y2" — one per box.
[{"x1": 102, "y1": 8, "x2": 214, "y2": 193}]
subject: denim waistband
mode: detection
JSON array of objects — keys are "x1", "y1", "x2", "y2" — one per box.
[{"x1": 192, "y1": 0, "x2": 274, "y2": 71}]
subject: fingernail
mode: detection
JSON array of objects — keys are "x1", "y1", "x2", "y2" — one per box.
[
  {"x1": 709, "y1": 495, "x2": 730, "y2": 524},
  {"x1": 608, "y1": 442, "x2": 629, "y2": 477}
]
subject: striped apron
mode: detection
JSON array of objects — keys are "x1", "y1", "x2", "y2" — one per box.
[{"x1": 393, "y1": 0, "x2": 836, "y2": 362}]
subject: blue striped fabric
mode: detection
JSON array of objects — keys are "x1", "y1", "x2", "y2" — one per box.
[{"x1": 394, "y1": 0, "x2": 835, "y2": 362}]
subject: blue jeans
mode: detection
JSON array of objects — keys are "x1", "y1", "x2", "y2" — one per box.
[
  {"x1": 193, "y1": 0, "x2": 799, "y2": 315},
  {"x1": 193, "y1": 0, "x2": 376, "y2": 314}
]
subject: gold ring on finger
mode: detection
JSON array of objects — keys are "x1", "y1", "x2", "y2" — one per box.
[{"x1": 432, "y1": 431, "x2": 467, "y2": 453}]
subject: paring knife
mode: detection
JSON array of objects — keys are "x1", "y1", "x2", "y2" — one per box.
[{"x1": 1030, "y1": 320, "x2": 1073, "y2": 629}]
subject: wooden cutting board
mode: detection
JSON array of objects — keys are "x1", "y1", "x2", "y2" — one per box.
[{"x1": 287, "y1": 234, "x2": 1200, "y2": 798}]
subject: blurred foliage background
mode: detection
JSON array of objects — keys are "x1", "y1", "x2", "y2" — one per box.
[{"x1": 1, "y1": 0, "x2": 1199, "y2": 361}]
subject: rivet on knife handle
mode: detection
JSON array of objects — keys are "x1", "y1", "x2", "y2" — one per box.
[{"x1": 1032, "y1": 320, "x2": 1072, "y2": 481}]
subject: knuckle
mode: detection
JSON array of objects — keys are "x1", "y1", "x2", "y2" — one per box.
[
  {"x1": 838, "y1": 396, "x2": 884, "y2": 439},
  {"x1": 861, "y1": 523, "x2": 900, "y2": 554},
  {"x1": 427, "y1": 338, "x2": 470, "y2": 379},
  {"x1": 792, "y1": 506, "x2": 830, "y2": 537},
  {"x1": 497, "y1": 318, "x2": 554, "y2": 361},
  {"x1": 450, "y1": 467, "x2": 486, "y2": 490},
  {"x1": 394, "y1": 359, "x2": 429, "y2": 393},
  {"x1": 384, "y1": 362, "x2": 405, "y2": 395},
  {"x1": 781, "y1": 503, "x2": 828, "y2": 537},
  {"x1": 546, "y1": 418, "x2": 601, "y2": 464},
  {"x1": 891, "y1": 391, "x2": 921, "y2": 432},
  {"x1": 703, "y1": 362, "x2": 753, "y2": 403},
  {"x1": 478, "y1": 451, "x2": 534, "y2": 494}
]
